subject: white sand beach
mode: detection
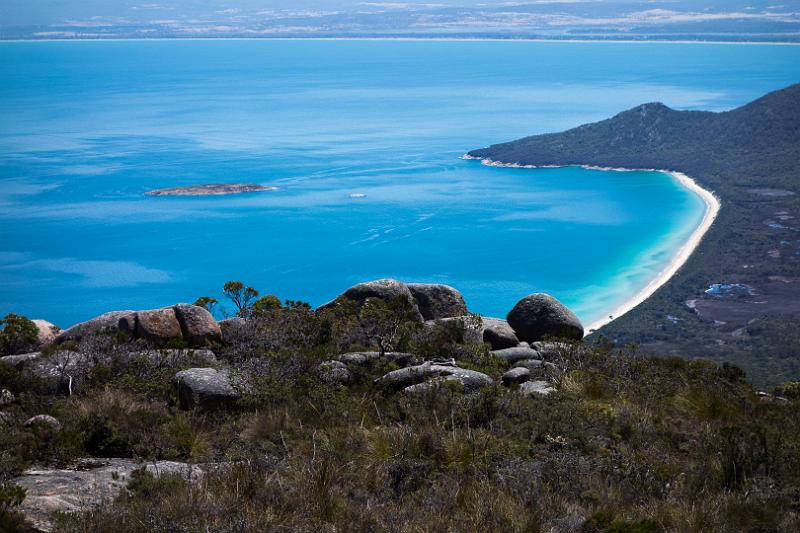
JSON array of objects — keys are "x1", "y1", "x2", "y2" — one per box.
[{"x1": 467, "y1": 156, "x2": 721, "y2": 334}]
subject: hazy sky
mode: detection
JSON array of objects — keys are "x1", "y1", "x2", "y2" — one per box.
[{"x1": 2, "y1": 1, "x2": 798, "y2": 37}]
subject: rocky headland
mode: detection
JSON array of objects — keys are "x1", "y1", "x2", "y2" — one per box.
[{"x1": 467, "y1": 83, "x2": 800, "y2": 388}]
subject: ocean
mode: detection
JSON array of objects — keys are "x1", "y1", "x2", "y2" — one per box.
[{"x1": 1, "y1": 39, "x2": 798, "y2": 327}]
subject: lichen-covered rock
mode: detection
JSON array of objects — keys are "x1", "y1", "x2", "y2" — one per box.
[
  {"x1": 407, "y1": 283, "x2": 468, "y2": 320},
  {"x1": 31, "y1": 319, "x2": 61, "y2": 347},
  {"x1": 0, "y1": 352, "x2": 40, "y2": 369},
  {"x1": 376, "y1": 361, "x2": 493, "y2": 393},
  {"x1": 25, "y1": 414, "x2": 61, "y2": 431},
  {"x1": 481, "y1": 317, "x2": 519, "y2": 350},
  {"x1": 319, "y1": 278, "x2": 424, "y2": 322},
  {"x1": 318, "y1": 360, "x2": 353, "y2": 385},
  {"x1": 519, "y1": 380, "x2": 556, "y2": 397},
  {"x1": 173, "y1": 304, "x2": 222, "y2": 346},
  {"x1": 13, "y1": 458, "x2": 204, "y2": 532},
  {"x1": 531, "y1": 341, "x2": 574, "y2": 359},
  {"x1": 491, "y1": 346, "x2": 541, "y2": 364},
  {"x1": 506, "y1": 293, "x2": 583, "y2": 342},
  {"x1": 135, "y1": 308, "x2": 183, "y2": 344},
  {"x1": 0, "y1": 388, "x2": 14, "y2": 407},
  {"x1": 55, "y1": 311, "x2": 137, "y2": 343},
  {"x1": 502, "y1": 367, "x2": 531, "y2": 386},
  {"x1": 173, "y1": 368, "x2": 240, "y2": 410},
  {"x1": 338, "y1": 351, "x2": 418, "y2": 367}
]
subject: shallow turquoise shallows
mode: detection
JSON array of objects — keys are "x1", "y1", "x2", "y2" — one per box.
[{"x1": 1, "y1": 40, "x2": 798, "y2": 327}]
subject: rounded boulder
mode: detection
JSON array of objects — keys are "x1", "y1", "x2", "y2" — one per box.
[
  {"x1": 173, "y1": 304, "x2": 222, "y2": 346},
  {"x1": 507, "y1": 293, "x2": 583, "y2": 342},
  {"x1": 320, "y1": 278, "x2": 423, "y2": 322},
  {"x1": 136, "y1": 308, "x2": 183, "y2": 344},
  {"x1": 407, "y1": 283, "x2": 468, "y2": 320}
]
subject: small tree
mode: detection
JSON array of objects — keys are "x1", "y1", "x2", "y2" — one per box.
[
  {"x1": 223, "y1": 281, "x2": 259, "y2": 318},
  {"x1": 358, "y1": 297, "x2": 419, "y2": 355},
  {"x1": 0, "y1": 313, "x2": 38, "y2": 356},
  {"x1": 252, "y1": 295, "x2": 282, "y2": 318},
  {"x1": 193, "y1": 296, "x2": 219, "y2": 315}
]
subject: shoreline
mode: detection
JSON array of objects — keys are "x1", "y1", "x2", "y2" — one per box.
[
  {"x1": 2, "y1": 37, "x2": 798, "y2": 46},
  {"x1": 463, "y1": 155, "x2": 721, "y2": 334}
]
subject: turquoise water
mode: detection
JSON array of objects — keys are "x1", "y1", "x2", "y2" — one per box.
[{"x1": 1, "y1": 40, "x2": 798, "y2": 328}]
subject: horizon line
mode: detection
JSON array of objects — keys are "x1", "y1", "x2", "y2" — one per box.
[{"x1": 2, "y1": 36, "x2": 800, "y2": 46}]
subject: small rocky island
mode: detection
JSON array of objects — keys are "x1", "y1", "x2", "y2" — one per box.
[{"x1": 145, "y1": 183, "x2": 278, "y2": 196}]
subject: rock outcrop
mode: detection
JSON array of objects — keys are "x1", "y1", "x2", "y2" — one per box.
[
  {"x1": 31, "y1": 319, "x2": 61, "y2": 347},
  {"x1": 135, "y1": 308, "x2": 183, "y2": 344},
  {"x1": 24, "y1": 414, "x2": 61, "y2": 431},
  {"x1": 55, "y1": 310, "x2": 137, "y2": 344},
  {"x1": 0, "y1": 352, "x2": 41, "y2": 369},
  {"x1": 55, "y1": 305, "x2": 221, "y2": 347},
  {"x1": 13, "y1": 458, "x2": 204, "y2": 532},
  {"x1": 318, "y1": 278, "x2": 424, "y2": 322},
  {"x1": 407, "y1": 283, "x2": 468, "y2": 320},
  {"x1": 375, "y1": 361, "x2": 493, "y2": 393},
  {"x1": 173, "y1": 368, "x2": 240, "y2": 410},
  {"x1": 519, "y1": 380, "x2": 557, "y2": 396},
  {"x1": 318, "y1": 360, "x2": 353, "y2": 385},
  {"x1": 507, "y1": 293, "x2": 584, "y2": 342}
]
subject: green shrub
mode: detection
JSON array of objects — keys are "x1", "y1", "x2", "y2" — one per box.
[
  {"x1": 0, "y1": 313, "x2": 38, "y2": 356},
  {"x1": 0, "y1": 483, "x2": 28, "y2": 532}
]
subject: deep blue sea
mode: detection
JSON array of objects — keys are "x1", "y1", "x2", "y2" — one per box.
[{"x1": 1, "y1": 40, "x2": 798, "y2": 328}]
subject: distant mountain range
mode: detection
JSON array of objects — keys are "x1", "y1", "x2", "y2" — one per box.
[
  {"x1": 470, "y1": 84, "x2": 800, "y2": 387},
  {"x1": 2, "y1": 0, "x2": 799, "y2": 41}
]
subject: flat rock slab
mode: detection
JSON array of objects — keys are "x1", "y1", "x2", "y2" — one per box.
[
  {"x1": 519, "y1": 380, "x2": 556, "y2": 397},
  {"x1": 376, "y1": 362, "x2": 493, "y2": 393},
  {"x1": 0, "y1": 352, "x2": 41, "y2": 369},
  {"x1": 13, "y1": 458, "x2": 202, "y2": 532},
  {"x1": 492, "y1": 346, "x2": 541, "y2": 364}
]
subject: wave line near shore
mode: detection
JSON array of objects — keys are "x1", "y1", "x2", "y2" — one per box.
[{"x1": 462, "y1": 155, "x2": 721, "y2": 334}]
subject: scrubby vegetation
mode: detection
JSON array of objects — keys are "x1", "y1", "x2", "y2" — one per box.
[{"x1": 2, "y1": 289, "x2": 800, "y2": 531}]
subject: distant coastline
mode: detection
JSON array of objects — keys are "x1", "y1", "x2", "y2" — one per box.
[
  {"x1": 463, "y1": 155, "x2": 721, "y2": 333},
  {"x1": 2, "y1": 37, "x2": 799, "y2": 46}
]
